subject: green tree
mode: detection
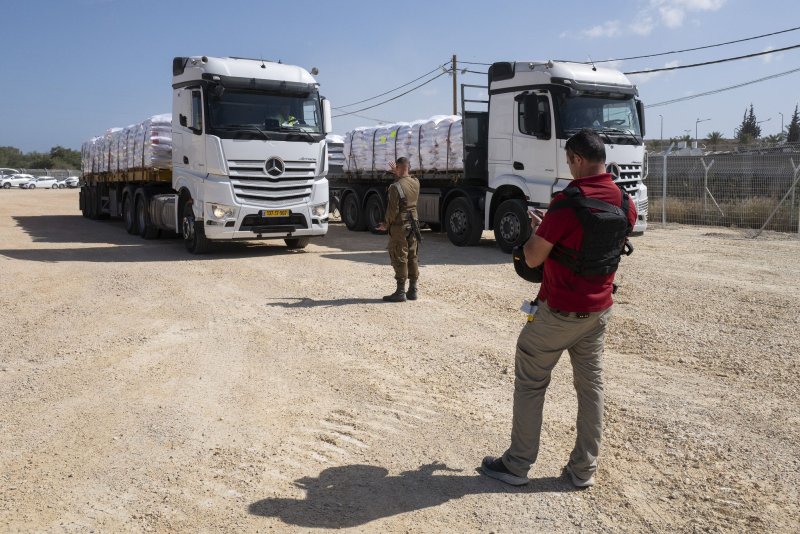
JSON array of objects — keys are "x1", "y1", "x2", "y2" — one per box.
[
  {"x1": 735, "y1": 104, "x2": 761, "y2": 144},
  {"x1": 764, "y1": 134, "x2": 783, "y2": 144},
  {"x1": 787, "y1": 104, "x2": 800, "y2": 143},
  {"x1": 705, "y1": 131, "x2": 724, "y2": 151},
  {"x1": 0, "y1": 146, "x2": 25, "y2": 167}
]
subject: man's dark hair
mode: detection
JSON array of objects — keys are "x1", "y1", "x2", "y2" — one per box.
[
  {"x1": 565, "y1": 129, "x2": 606, "y2": 163},
  {"x1": 396, "y1": 157, "x2": 410, "y2": 166}
]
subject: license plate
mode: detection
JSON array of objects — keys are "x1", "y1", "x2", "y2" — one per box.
[{"x1": 262, "y1": 210, "x2": 290, "y2": 217}]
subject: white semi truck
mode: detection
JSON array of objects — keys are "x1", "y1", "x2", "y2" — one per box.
[
  {"x1": 327, "y1": 60, "x2": 648, "y2": 252},
  {"x1": 80, "y1": 55, "x2": 332, "y2": 253}
]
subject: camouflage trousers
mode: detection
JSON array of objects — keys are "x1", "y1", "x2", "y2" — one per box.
[{"x1": 388, "y1": 224, "x2": 419, "y2": 282}]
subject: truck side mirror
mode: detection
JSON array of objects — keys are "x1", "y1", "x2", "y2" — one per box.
[
  {"x1": 636, "y1": 99, "x2": 646, "y2": 136},
  {"x1": 322, "y1": 98, "x2": 332, "y2": 135}
]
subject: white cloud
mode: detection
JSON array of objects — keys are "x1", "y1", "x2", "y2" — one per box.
[
  {"x1": 761, "y1": 46, "x2": 783, "y2": 64},
  {"x1": 650, "y1": 0, "x2": 726, "y2": 28},
  {"x1": 568, "y1": 0, "x2": 725, "y2": 39},
  {"x1": 627, "y1": 60, "x2": 680, "y2": 83},
  {"x1": 582, "y1": 20, "x2": 621, "y2": 38}
]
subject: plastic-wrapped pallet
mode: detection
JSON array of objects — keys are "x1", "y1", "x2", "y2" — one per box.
[
  {"x1": 325, "y1": 134, "x2": 345, "y2": 168},
  {"x1": 341, "y1": 115, "x2": 463, "y2": 173},
  {"x1": 143, "y1": 114, "x2": 172, "y2": 169}
]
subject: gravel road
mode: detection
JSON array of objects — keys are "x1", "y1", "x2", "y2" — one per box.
[{"x1": 1, "y1": 189, "x2": 798, "y2": 533}]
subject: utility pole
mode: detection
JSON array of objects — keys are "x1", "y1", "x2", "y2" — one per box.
[
  {"x1": 659, "y1": 114, "x2": 663, "y2": 151},
  {"x1": 452, "y1": 54, "x2": 458, "y2": 116},
  {"x1": 779, "y1": 111, "x2": 785, "y2": 135}
]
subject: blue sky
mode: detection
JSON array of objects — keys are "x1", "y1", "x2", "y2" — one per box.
[{"x1": 1, "y1": 0, "x2": 798, "y2": 153}]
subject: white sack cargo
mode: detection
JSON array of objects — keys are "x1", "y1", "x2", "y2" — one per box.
[
  {"x1": 342, "y1": 115, "x2": 463, "y2": 173},
  {"x1": 82, "y1": 114, "x2": 173, "y2": 174}
]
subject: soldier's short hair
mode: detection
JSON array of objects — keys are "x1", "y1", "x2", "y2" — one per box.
[
  {"x1": 565, "y1": 129, "x2": 606, "y2": 163},
  {"x1": 395, "y1": 157, "x2": 410, "y2": 167}
]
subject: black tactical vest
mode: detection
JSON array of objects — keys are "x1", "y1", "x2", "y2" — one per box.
[{"x1": 548, "y1": 186, "x2": 633, "y2": 276}]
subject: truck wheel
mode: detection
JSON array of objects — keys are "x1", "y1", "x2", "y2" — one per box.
[
  {"x1": 364, "y1": 195, "x2": 386, "y2": 234},
  {"x1": 181, "y1": 198, "x2": 210, "y2": 254},
  {"x1": 445, "y1": 197, "x2": 482, "y2": 246},
  {"x1": 285, "y1": 237, "x2": 310, "y2": 249},
  {"x1": 493, "y1": 199, "x2": 531, "y2": 253},
  {"x1": 136, "y1": 194, "x2": 159, "y2": 239},
  {"x1": 122, "y1": 194, "x2": 136, "y2": 234},
  {"x1": 341, "y1": 192, "x2": 366, "y2": 231}
]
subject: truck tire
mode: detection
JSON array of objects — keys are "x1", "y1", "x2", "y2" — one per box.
[
  {"x1": 493, "y1": 199, "x2": 532, "y2": 253},
  {"x1": 122, "y1": 194, "x2": 136, "y2": 234},
  {"x1": 364, "y1": 195, "x2": 386, "y2": 234},
  {"x1": 445, "y1": 197, "x2": 482, "y2": 246},
  {"x1": 285, "y1": 237, "x2": 310, "y2": 249},
  {"x1": 341, "y1": 192, "x2": 366, "y2": 231},
  {"x1": 181, "y1": 198, "x2": 210, "y2": 254},
  {"x1": 136, "y1": 194, "x2": 159, "y2": 239}
]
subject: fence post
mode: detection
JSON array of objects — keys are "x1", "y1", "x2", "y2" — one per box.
[
  {"x1": 753, "y1": 158, "x2": 800, "y2": 238},
  {"x1": 662, "y1": 143, "x2": 675, "y2": 227}
]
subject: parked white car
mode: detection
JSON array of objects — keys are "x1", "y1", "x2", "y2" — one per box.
[
  {"x1": 0, "y1": 168, "x2": 21, "y2": 180},
  {"x1": 1, "y1": 174, "x2": 35, "y2": 188},
  {"x1": 59, "y1": 176, "x2": 80, "y2": 188},
  {"x1": 21, "y1": 176, "x2": 59, "y2": 189}
]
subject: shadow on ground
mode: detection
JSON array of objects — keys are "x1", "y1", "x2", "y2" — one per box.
[
  {"x1": 248, "y1": 462, "x2": 574, "y2": 528},
  {"x1": 5, "y1": 217, "x2": 509, "y2": 266}
]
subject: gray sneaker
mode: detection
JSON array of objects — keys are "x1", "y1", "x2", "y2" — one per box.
[
  {"x1": 564, "y1": 463, "x2": 595, "y2": 488},
  {"x1": 480, "y1": 456, "x2": 529, "y2": 486}
]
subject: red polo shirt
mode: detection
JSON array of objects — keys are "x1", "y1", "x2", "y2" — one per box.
[{"x1": 535, "y1": 173, "x2": 637, "y2": 312}]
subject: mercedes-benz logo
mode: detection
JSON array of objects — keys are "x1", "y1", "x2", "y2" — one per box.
[
  {"x1": 606, "y1": 162, "x2": 622, "y2": 179},
  {"x1": 265, "y1": 157, "x2": 285, "y2": 177}
]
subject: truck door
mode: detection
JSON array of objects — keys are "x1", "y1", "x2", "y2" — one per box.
[
  {"x1": 512, "y1": 91, "x2": 557, "y2": 184},
  {"x1": 173, "y1": 87, "x2": 206, "y2": 176}
]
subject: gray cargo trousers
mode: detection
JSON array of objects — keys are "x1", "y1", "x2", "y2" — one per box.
[{"x1": 501, "y1": 301, "x2": 612, "y2": 481}]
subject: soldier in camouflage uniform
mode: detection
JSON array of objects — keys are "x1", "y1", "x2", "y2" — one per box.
[{"x1": 376, "y1": 157, "x2": 421, "y2": 302}]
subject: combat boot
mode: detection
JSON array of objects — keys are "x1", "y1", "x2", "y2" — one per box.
[
  {"x1": 406, "y1": 279, "x2": 418, "y2": 301},
  {"x1": 382, "y1": 280, "x2": 406, "y2": 302}
]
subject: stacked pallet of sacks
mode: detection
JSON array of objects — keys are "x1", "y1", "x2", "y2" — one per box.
[
  {"x1": 81, "y1": 114, "x2": 173, "y2": 174},
  {"x1": 342, "y1": 115, "x2": 463, "y2": 173}
]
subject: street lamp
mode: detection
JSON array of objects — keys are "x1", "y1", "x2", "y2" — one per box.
[
  {"x1": 757, "y1": 117, "x2": 771, "y2": 137},
  {"x1": 695, "y1": 118, "x2": 710, "y2": 147},
  {"x1": 779, "y1": 112, "x2": 784, "y2": 135},
  {"x1": 659, "y1": 114, "x2": 663, "y2": 150}
]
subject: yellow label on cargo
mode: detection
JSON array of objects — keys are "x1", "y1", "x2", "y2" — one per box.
[{"x1": 262, "y1": 210, "x2": 290, "y2": 217}]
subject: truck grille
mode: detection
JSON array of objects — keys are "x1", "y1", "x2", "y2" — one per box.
[
  {"x1": 227, "y1": 159, "x2": 316, "y2": 206},
  {"x1": 611, "y1": 163, "x2": 641, "y2": 196}
]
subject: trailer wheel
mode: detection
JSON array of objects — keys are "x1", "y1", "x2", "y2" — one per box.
[
  {"x1": 365, "y1": 195, "x2": 386, "y2": 234},
  {"x1": 122, "y1": 194, "x2": 136, "y2": 234},
  {"x1": 285, "y1": 237, "x2": 310, "y2": 249},
  {"x1": 445, "y1": 197, "x2": 482, "y2": 246},
  {"x1": 181, "y1": 198, "x2": 210, "y2": 254},
  {"x1": 136, "y1": 194, "x2": 159, "y2": 239},
  {"x1": 341, "y1": 192, "x2": 366, "y2": 231},
  {"x1": 493, "y1": 199, "x2": 531, "y2": 253}
]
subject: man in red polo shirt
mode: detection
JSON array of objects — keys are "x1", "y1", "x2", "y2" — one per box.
[{"x1": 482, "y1": 129, "x2": 637, "y2": 488}]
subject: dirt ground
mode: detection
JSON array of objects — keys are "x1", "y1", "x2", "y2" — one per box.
[{"x1": 1, "y1": 188, "x2": 798, "y2": 533}]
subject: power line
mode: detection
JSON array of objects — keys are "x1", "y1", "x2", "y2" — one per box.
[
  {"x1": 646, "y1": 66, "x2": 800, "y2": 108},
  {"x1": 458, "y1": 60, "x2": 493, "y2": 66},
  {"x1": 332, "y1": 72, "x2": 449, "y2": 118},
  {"x1": 333, "y1": 62, "x2": 448, "y2": 110},
  {"x1": 340, "y1": 111, "x2": 395, "y2": 123},
  {"x1": 624, "y1": 43, "x2": 800, "y2": 75},
  {"x1": 597, "y1": 25, "x2": 800, "y2": 63}
]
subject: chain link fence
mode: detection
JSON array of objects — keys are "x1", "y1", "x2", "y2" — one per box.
[{"x1": 645, "y1": 143, "x2": 800, "y2": 236}]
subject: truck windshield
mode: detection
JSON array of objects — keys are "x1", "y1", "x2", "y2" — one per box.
[
  {"x1": 557, "y1": 94, "x2": 641, "y2": 140},
  {"x1": 207, "y1": 89, "x2": 322, "y2": 140}
]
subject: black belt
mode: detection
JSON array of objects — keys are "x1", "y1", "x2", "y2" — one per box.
[{"x1": 550, "y1": 308, "x2": 591, "y2": 319}]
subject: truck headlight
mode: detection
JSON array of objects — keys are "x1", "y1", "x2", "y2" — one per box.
[
  {"x1": 208, "y1": 203, "x2": 236, "y2": 220},
  {"x1": 311, "y1": 202, "x2": 328, "y2": 218}
]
